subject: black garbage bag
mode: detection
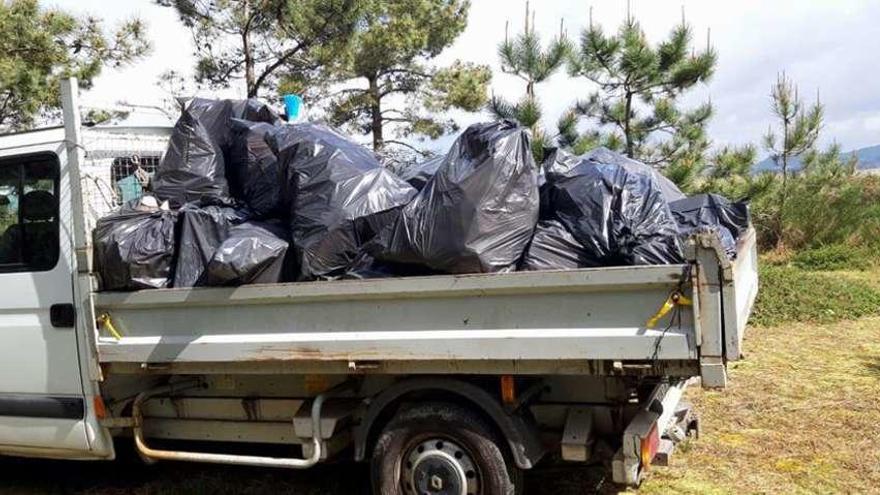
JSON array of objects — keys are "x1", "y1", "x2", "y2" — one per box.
[
  {"x1": 188, "y1": 97, "x2": 282, "y2": 154},
  {"x1": 268, "y1": 123, "x2": 417, "y2": 280},
  {"x1": 228, "y1": 99, "x2": 282, "y2": 131},
  {"x1": 154, "y1": 98, "x2": 281, "y2": 207},
  {"x1": 93, "y1": 202, "x2": 178, "y2": 291},
  {"x1": 202, "y1": 220, "x2": 291, "y2": 286},
  {"x1": 543, "y1": 148, "x2": 683, "y2": 266},
  {"x1": 343, "y1": 251, "x2": 441, "y2": 280},
  {"x1": 173, "y1": 203, "x2": 251, "y2": 287},
  {"x1": 153, "y1": 105, "x2": 229, "y2": 206},
  {"x1": 371, "y1": 120, "x2": 540, "y2": 273},
  {"x1": 399, "y1": 155, "x2": 444, "y2": 191},
  {"x1": 544, "y1": 147, "x2": 685, "y2": 203},
  {"x1": 520, "y1": 220, "x2": 595, "y2": 271},
  {"x1": 228, "y1": 119, "x2": 282, "y2": 218},
  {"x1": 670, "y1": 193, "x2": 750, "y2": 258}
]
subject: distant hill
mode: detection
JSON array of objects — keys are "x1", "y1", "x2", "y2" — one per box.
[
  {"x1": 754, "y1": 144, "x2": 880, "y2": 172},
  {"x1": 852, "y1": 144, "x2": 880, "y2": 168}
]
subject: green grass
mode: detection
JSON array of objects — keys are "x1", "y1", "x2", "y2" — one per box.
[
  {"x1": 790, "y1": 244, "x2": 875, "y2": 271},
  {"x1": 750, "y1": 264, "x2": 880, "y2": 327}
]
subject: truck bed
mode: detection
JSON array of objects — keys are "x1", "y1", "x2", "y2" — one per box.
[{"x1": 94, "y1": 229, "x2": 758, "y2": 380}]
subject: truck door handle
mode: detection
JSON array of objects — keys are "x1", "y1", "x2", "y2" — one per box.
[{"x1": 50, "y1": 303, "x2": 76, "y2": 328}]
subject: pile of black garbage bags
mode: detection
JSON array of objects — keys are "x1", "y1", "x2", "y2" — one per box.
[{"x1": 93, "y1": 98, "x2": 750, "y2": 292}]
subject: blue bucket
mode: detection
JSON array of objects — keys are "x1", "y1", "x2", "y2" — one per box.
[{"x1": 283, "y1": 94, "x2": 303, "y2": 121}]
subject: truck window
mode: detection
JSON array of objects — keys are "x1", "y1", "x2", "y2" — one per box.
[{"x1": 0, "y1": 153, "x2": 60, "y2": 272}]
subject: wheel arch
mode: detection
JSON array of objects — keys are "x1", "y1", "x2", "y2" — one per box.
[{"x1": 354, "y1": 377, "x2": 544, "y2": 469}]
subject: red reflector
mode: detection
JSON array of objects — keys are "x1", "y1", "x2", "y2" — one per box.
[
  {"x1": 93, "y1": 395, "x2": 107, "y2": 420},
  {"x1": 500, "y1": 375, "x2": 515, "y2": 404},
  {"x1": 640, "y1": 422, "x2": 660, "y2": 469}
]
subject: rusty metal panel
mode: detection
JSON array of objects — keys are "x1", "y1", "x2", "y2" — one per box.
[
  {"x1": 142, "y1": 397, "x2": 304, "y2": 422},
  {"x1": 142, "y1": 418, "x2": 297, "y2": 444},
  {"x1": 102, "y1": 359, "x2": 700, "y2": 377}
]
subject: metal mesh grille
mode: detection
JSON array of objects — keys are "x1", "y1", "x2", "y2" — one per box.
[
  {"x1": 110, "y1": 155, "x2": 160, "y2": 202},
  {"x1": 79, "y1": 127, "x2": 170, "y2": 231}
]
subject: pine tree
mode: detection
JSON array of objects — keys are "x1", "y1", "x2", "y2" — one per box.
[
  {"x1": 488, "y1": 1, "x2": 571, "y2": 161},
  {"x1": 688, "y1": 144, "x2": 778, "y2": 202},
  {"x1": 566, "y1": 6, "x2": 715, "y2": 170},
  {"x1": 0, "y1": 0, "x2": 150, "y2": 131},
  {"x1": 157, "y1": 0, "x2": 364, "y2": 99},
  {"x1": 324, "y1": 0, "x2": 490, "y2": 153},
  {"x1": 763, "y1": 72, "x2": 824, "y2": 245}
]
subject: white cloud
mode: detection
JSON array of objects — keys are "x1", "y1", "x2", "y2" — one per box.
[{"x1": 865, "y1": 115, "x2": 880, "y2": 132}]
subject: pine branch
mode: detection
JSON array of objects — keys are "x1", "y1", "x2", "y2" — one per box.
[{"x1": 384, "y1": 139, "x2": 428, "y2": 155}]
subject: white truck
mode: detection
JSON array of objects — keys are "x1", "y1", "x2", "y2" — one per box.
[{"x1": 0, "y1": 79, "x2": 758, "y2": 494}]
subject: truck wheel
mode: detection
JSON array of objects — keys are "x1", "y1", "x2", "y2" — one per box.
[{"x1": 371, "y1": 402, "x2": 521, "y2": 495}]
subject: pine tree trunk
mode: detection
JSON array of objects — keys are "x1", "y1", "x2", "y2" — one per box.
[
  {"x1": 624, "y1": 90, "x2": 634, "y2": 158},
  {"x1": 775, "y1": 119, "x2": 791, "y2": 249},
  {"x1": 369, "y1": 76, "x2": 383, "y2": 151},
  {"x1": 242, "y1": 0, "x2": 256, "y2": 97},
  {"x1": 244, "y1": 38, "x2": 255, "y2": 97}
]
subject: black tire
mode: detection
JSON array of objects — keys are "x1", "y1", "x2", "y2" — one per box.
[{"x1": 371, "y1": 402, "x2": 521, "y2": 495}]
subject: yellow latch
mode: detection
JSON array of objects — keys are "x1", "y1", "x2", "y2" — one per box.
[
  {"x1": 646, "y1": 291, "x2": 692, "y2": 328},
  {"x1": 97, "y1": 313, "x2": 123, "y2": 340}
]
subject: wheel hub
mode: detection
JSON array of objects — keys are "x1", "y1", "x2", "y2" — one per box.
[{"x1": 403, "y1": 438, "x2": 479, "y2": 495}]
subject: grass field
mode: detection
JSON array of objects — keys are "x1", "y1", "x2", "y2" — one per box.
[
  {"x1": 635, "y1": 265, "x2": 880, "y2": 494},
  {"x1": 1, "y1": 266, "x2": 879, "y2": 494},
  {"x1": 638, "y1": 316, "x2": 880, "y2": 494}
]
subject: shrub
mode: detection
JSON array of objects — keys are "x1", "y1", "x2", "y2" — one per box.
[
  {"x1": 703, "y1": 147, "x2": 880, "y2": 252},
  {"x1": 750, "y1": 264, "x2": 880, "y2": 327},
  {"x1": 775, "y1": 167, "x2": 880, "y2": 250},
  {"x1": 791, "y1": 244, "x2": 874, "y2": 271}
]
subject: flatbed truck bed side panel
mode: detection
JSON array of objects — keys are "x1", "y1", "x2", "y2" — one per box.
[
  {"x1": 94, "y1": 266, "x2": 700, "y2": 366},
  {"x1": 723, "y1": 228, "x2": 759, "y2": 360}
]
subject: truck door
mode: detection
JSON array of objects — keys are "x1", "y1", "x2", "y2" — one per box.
[{"x1": 0, "y1": 150, "x2": 90, "y2": 454}]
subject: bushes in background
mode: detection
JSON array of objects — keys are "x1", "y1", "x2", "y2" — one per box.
[
  {"x1": 751, "y1": 264, "x2": 880, "y2": 327},
  {"x1": 791, "y1": 244, "x2": 875, "y2": 271},
  {"x1": 684, "y1": 145, "x2": 880, "y2": 255}
]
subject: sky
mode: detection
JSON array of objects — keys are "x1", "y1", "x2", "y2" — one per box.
[{"x1": 45, "y1": 0, "x2": 880, "y2": 154}]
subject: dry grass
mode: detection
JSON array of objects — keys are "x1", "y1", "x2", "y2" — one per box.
[{"x1": 637, "y1": 316, "x2": 880, "y2": 494}]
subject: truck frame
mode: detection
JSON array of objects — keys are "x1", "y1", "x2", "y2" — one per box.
[{"x1": 0, "y1": 79, "x2": 758, "y2": 493}]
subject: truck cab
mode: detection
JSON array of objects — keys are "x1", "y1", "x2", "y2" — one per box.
[{"x1": 0, "y1": 124, "x2": 110, "y2": 459}]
